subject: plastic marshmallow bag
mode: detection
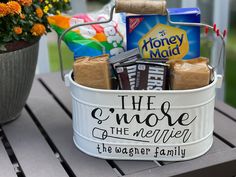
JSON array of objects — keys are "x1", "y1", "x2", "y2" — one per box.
[{"x1": 48, "y1": 2, "x2": 126, "y2": 59}]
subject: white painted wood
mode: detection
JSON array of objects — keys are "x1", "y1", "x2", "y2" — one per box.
[
  {"x1": 181, "y1": 0, "x2": 197, "y2": 8},
  {"x1": 36, "y1": 36, "x2": 50, "y2": 74},
  {"x1": 212, "y1": 0, "x2": 230, "y2": 101}
]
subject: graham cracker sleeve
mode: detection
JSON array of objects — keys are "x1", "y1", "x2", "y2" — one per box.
[
  {"x1": 73, "y1": 55, "x2": 111, "y2": 89},
  {"x1": 169, "y1": 57, "x2": 211, "y2": 90}
]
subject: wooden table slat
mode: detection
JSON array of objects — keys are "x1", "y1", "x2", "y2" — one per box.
[
  {"x1": 2, "y1": 109, "x2": 69, "y2": 177},
  {"x1": 40, "y1": 73, "x2": 72, "y2": 110},
  {"x1": 208, "y1": 136, "x2": 231, "y2": 153},
  {"x1": 126, "y1": 148, "x2": 236, "y2": 177},
  {"x1": 214, "y1": 110, "x2": 236, "y2": 146},
  {"x1": 27, "y1": 79, "x2": 118, "y2": 177},
  {"x1": 215, "y1": 101, "x2": 236, "y2": 121},
  {"x1": 114, "y1": 160, "x2": 158, "y2": 175},
  {"x1": 0, "y1": 141, "x2": 17, "y2": 177}
]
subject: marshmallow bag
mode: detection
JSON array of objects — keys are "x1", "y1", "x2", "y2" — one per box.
[{"x1": 48, "y1": 3, "x2": 126, "y2": 58}]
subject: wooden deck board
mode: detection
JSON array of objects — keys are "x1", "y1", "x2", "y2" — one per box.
[
  {"x1": 215, "y1": 101, "x2": 236, "y2": 121},
  {"x1": 0, "y1": 141, "x2": 17, "y2": 177},
  {"x1": 114, "y1": 160, "x2": 159, "y2": 175},
  {"x1": 214, "y1": 110, "x2": 236, "y2": 146},
  {"x1": 2, "y1": 109, "x2": 68, "y2": 177},
  {"x1": 126, "y1": 148, "x2": 236, "y2": 177},
  {"x1": 40, "y1": 73, "x2": 72, "y2": 110},
  {"x1": 26, "y1": 79, "x2": 118, "y2": 177},
  {"x1": 208, "y1": 136, "x2": 231, "y2": 153}
]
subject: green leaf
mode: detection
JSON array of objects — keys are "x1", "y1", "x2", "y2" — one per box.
[
  {"x1": 24, "y1": 6, "x2": 31, "y2": 14},
  {"x1": 3, "y1": 35, "x2": 13, "y2": 42},
  {"x1": 33, "y1": 4, "x2": 40, "y2": 8}
]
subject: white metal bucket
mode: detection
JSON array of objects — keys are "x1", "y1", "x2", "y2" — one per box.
[{"x1": 65, "y1": 71, "x2": 222, "y2": 161}]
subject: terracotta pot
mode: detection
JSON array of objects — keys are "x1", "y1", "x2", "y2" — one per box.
[{"x1": 0, "y1": 40, "x2": 39, "y2": 124}]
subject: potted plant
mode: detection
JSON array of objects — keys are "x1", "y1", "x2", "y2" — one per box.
[{"x1": 0, "y1": 0, "x2": 71, "y2": 124}]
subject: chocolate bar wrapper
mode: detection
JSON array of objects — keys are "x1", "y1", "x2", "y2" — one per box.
[
  {"x1": 135, "y1": 62, "x2": 169, "y2": 90},
  {"x1": 136, "y1": 59, "x2": 168, "y2": 67},
  {"x1": 115, "y1": 63, "x2": 137, "y2": 90},
  {"x1": 109, "y1": 48, "x2": 141, "y2": 66},
  {"x1": 109, "y1": 48, "x2": 141, "y2": 80}
]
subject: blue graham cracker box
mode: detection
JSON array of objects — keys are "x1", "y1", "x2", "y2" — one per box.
[{"x1": 126, "y1": 8, "x2": 201, "y2": 60}]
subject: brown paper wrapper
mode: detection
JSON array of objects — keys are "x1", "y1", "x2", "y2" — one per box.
[
  {"x1": 73, "y1": 55, "x2": 111, "y2": 89},
  {"x1": 115, "y1": 0, "x2": 166, "y2": 15},
  {"x1": 169, "y1": 57, "x2": 211, "y2": 90}
]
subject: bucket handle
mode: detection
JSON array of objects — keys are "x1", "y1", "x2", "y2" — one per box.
[
  {"x1": 115, "y1": 0, "x2": 167, "y2": 15},
  {"x1": 216, "y1": 75, "x2": 223, "y2": 88},
  {"x1": 167, "y1": 10, "x2": 226, "y2": 77}
]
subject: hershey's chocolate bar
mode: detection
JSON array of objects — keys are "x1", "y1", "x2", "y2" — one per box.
[
  {"x1": 135, "y1": 63, "x2": 168, "y2": 90},
  {"x1": 116, "y1": 63, "x2": 137, "y2": 90},
  {"x1": 110, "y1": 49, "x2": 141, "y2": 81}
]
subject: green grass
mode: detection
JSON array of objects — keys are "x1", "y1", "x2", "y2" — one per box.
[
  {"x1": 225, "y1": 53, "x2": 236, "y2": 107},
  {"x1": 48, "y1": 43, "x2": 73, "y2": 72},
  {"x1": 225, "y1": 29, "x2": 236, "y2": 108}
]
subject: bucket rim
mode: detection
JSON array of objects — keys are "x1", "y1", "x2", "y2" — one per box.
[{"x1": 67, "y1": 70, "x2": 220, "y2": 94}]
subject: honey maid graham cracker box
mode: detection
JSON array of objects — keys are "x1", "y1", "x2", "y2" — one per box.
[{"x1": 126, "y1": 8, "x2": 201, "y2": 60}]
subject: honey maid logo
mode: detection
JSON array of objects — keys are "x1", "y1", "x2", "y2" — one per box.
[{"x1": 138, "y1": 24, "x2": 189, "y2": 59}]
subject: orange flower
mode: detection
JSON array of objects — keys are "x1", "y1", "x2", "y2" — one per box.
[
  {"x1": 36, "y1": 7, "x2": 43, "y2": 18},
  {"x1": 13, "y1": 26, "x2": 22, "y2": 35},
  {"x1": 7, "y1": 1, "x2": 21, "y2": 15},
  {"x1": 18, "y1": 0, "x2": 32, "y2": 6},
  {"x1": 0, "y1": 3, "x2": 9, "y2": 17},
  {"x1": 31, "y1": 23, "x2": 46, "y2": 36}
]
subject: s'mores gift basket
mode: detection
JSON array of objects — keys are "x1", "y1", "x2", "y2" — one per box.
[{"x1": 54, "y1": 0, "x2": 227, "y2": 161}]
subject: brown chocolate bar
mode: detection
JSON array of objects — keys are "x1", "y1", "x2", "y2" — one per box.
[
  {"x1": 135, "y1": 62, "x2": 169, "y2": 90},
  {"x1": 115, "y1": 63, "x2": 137, "y2": 90}
]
